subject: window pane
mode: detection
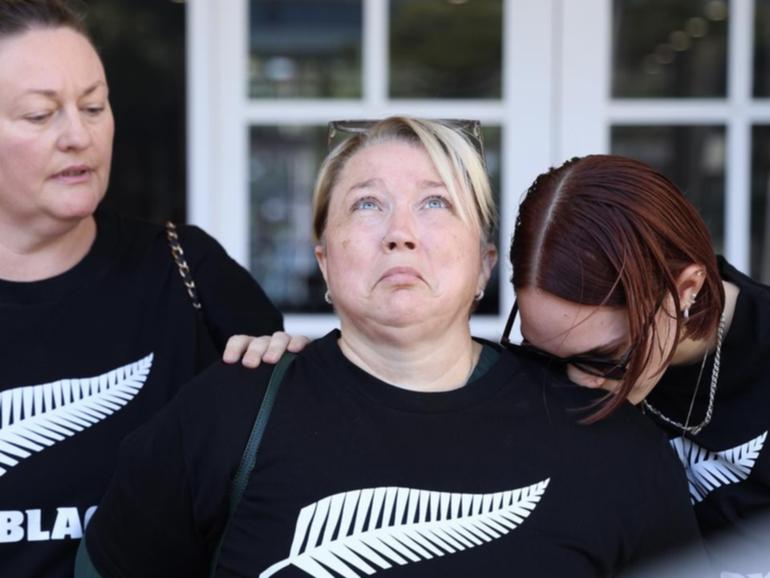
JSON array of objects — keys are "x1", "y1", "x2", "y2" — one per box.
[
  {"x1": 88, "y1": 0, "x2": 186, "y2": 222},
  {"x1": 612, "y1": 0, "x2": 728, "y2": 98},
  {"x1": 250, "y1": 126, "x2": 328, "y2": 313},
  {"x1": 389, "y1": 0, "x2": 502, "y2": 99},
  {"x1": 611, "y1": 125, "x2": 725, "y2": 253},
  {"x1": 248, "y1": 0, "x2": 362, "y2": 98},
  {"x1": 477, "y1": 125, "x2": 502, "y2": 316},
  {"x1": 755, "y1": 0, "x2": 770, "y2": 96},
  {"x1": 249, "y1": 124, "x2": 502, "y2": 315},
  {"x1": 751, "y1": 126, "x2": 770, "y2": 283}
]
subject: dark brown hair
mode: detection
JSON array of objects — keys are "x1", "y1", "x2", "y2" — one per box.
[
  {"x1": 511, "y1": 154, "x2": 725, "y2": 421},
  {"x1": 0, "y1": 0, "x2": 87, "y2": 40}
]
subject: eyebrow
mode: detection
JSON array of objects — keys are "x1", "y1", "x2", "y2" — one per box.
[
  {"x1": 346, "y1": 178, "x2": 447, "y2": 195},
  {"x1": 22, "y1": 81, "x2": 107, "y2": 99}
]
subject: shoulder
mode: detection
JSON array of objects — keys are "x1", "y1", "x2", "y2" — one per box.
[
  {"x1": 172, "y1": 360, "x2": 275, "y2": 437},
  {"x1": 719, "y1": 256, "x2": 770, "y2": 298}
]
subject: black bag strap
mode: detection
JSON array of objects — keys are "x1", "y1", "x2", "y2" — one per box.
[
  {"x1": 165, "y1": 221, "x2": 202, "y2": 310},
  {"x1": 209, "y1": 352, "x2": 296, "y2": 577}
]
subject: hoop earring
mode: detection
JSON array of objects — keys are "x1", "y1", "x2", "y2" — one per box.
[
  {"x1": 474, "y1": 290, "x2": 485, "y2": 302},
  {"x1": 324, "y1": 290, "x2": 333, "y2": 305}
]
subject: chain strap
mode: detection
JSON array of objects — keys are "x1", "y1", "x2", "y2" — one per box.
[
  {"x1": 165, "y1": 221, "x2": 202, "y2": 310},
  {"x1": 642, "y1": 313, "x2": 725, "y2": 435}
]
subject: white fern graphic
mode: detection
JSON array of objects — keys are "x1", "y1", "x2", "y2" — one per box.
[
  {"x1": 0, "y1": 354, "x2": 154, "y2": 477},
  {"x1": 671, "y1": 432, "x2": 767, "y2": 504},
  {"x1": 260, "y1": 479, "x2": 550, "y2": 578}
]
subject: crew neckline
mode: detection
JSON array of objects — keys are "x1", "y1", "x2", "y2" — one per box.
[
  {"x1": 0, "y1": 211, "x2": 117, "y2": 307},
  {"x1": 306, "y1": 330, "x2": 512, "y2": 413}
]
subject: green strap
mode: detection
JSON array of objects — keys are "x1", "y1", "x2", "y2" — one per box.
[
  {"x1": 209, "y1": 352, "x2": 296, "y2": 577},
  {"x1": 74, "y1": 535, "x2": 102, "y2": 578}
]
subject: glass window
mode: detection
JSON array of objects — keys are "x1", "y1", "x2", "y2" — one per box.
[
  {"x1": 248, "y1": 0, "x2": 362, "y2": 99},
  {"x1": 389, "y1": 0, "x2": 503, "y2": 99},
  {"x1": 249, "y1": 126, "x2": 328, "y2": 313},
  {"x1": 751, "y1": 126, "x2": 770, "y2": 283},
  {"x1": 249, "y1": 123, "x2": 502, "y2": 315},
  {"x1": 88, "y1": 0, "x2": 186, "y2": 222},
  {"x1": 612, "y1": 0, "x2": 728, "y2": 98},
  {"x1": 611, "y1": 125, "x2": 726, "y2": 253},
  {"x1": 755, "y1": 0, "x2": 770, "y2": 96},
  {"x1": 478, "y1": 125, "x2": 502, "y2": 316}
]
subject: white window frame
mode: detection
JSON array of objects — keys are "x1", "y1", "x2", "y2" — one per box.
[
  {"x1": 187, "y1": 0, "x2": 581, "y2": 338},
  {"x1": 559, "y1": 0, "x2": 770, "y2": 274}
]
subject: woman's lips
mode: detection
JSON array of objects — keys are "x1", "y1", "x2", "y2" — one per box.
[
  {"x1": 379, "y1": 267, "x2": 423, "y2": 285},
  {"x1": 51, "y1": 166, "x2": 93, "y2": 184}
]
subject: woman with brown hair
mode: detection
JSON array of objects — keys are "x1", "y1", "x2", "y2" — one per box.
[
  {"x1": 505, "y1": 154, "x2": 767, "y2": 575},
  {"x1": 0, "y1": 2, "x2": 282, "y2": 576},
  {"x1": 79, "y1": 119, "x2": 709, "y2": 577}
]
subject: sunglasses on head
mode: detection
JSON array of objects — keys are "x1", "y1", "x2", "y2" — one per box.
[
  {"x1": 327, "y1": 118, "x2": 486, "y2": 166},
  {"x1": 500, "y1": 299, "x2": 634, "y2": 380}
]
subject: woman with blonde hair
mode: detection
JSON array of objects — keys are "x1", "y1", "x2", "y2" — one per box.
[{"x1": 81, "y1": 118, "x2": 707, "y2": 577}]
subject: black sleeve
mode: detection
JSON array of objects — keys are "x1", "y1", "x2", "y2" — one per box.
[
  {"x1": 83, "y1": 362, "x2": 273, "y2": 578},
  {"x1": 620, "y1": 441, "x2": 715, "y2": 578},
  {"x1": 179, "y1": 225, "x2": 284, "y2": 350}
]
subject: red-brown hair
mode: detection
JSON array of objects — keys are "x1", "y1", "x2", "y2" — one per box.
[{"x1": 511, "y1": 155, "x2": 725, "y2": 421}]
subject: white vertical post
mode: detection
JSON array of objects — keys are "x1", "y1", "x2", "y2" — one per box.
[
  {"x1": 558, "y1": 0, "x2": 611, "y2": 160},
  {"x1": 725, "y1": 0, "x2": 753, "y2": 272}
]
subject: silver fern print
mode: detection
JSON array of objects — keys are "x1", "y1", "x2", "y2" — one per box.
[
  {"x1": 260, "y1": 479, "x2": 550, "y2": 578},
  {"x1": 0, "y1": 354, "x2": 153, "y2": 477},
  {"x1": 670, "y1": 432, "x2": 767, "y2": 504}
]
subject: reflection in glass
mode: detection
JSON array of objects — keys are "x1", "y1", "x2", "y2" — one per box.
[
  {"x1": 755, "y1": 0, "x2": 770, "y2": 96},
  {"x1": 249, "y1": 124, "x2": 502, "y2": 315},
  {"x1": 389, "y1": 0, "x2": 502, "y2": 99},
  {"x1": 248, "y1": 0, "x2": 362, "y2": 98},
  {"x1": 751, "y1": 127, "x2": 770, "y2": 283},
  {"x1": 612, "y1": 0, "x2": 728, "y2": 97},
  {"x1": 611, "y1": 125, "x2": 725, "y2": 253}
]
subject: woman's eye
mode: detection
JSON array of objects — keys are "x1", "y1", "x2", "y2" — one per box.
[
  {"x1": 24, "y1": 112, "x2": 52, "y2": 124},
  {"x1": 423, "y1": 195, "x2": 450, "y2": 209},
  {"x1": 352, "y1": 197, "x2": 380, "y2": 211},
  {"x1": 83, "y1": 105, "x2": 105, "y2": 116}
]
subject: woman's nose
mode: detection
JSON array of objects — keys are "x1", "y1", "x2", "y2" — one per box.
[
  {"x1": 57, "y1": 110, "x2": 92, "y2": 151},
  {"x1": 381, "y1": 208, "x2": 417, "y2": 251}
]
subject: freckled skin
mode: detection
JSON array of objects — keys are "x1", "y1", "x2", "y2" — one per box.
[
  {"x1": 517, "y1": 287, "x2": 678, "y2": 403},
  {"x1": 315, "y1": 141, "x2": 496, "y2": 343},
  {"x1": 0, "y1": 27, "x2": 114, "y2": 235}
]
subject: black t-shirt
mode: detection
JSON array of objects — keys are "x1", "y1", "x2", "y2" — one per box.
[
  {"x1": 646, "y1": 257, "x2": 770, "y2": 575},
  {"x1": 0, "y1": 212, "x2": 283, "y2": 578},
  {"x1": 86, "y1": 332, "x2": 709, "y2": 578}
]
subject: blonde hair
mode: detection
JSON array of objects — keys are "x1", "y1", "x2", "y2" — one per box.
[{"x1": 312, "y1": 116, "x2": 497, "y2": 243}]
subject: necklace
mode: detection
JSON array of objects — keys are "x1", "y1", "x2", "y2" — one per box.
[{"x1": 642, "y1": 313, "x2": 726, "y2": 435}]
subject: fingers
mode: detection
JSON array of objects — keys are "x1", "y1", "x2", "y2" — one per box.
[
  {"x1": 222, "y1": 332, "x2": 312, "y2": 368},
  {"x1": 222, "y1": 334, "x2": 257, "y2": 364},
  {"x1": 259, "y1": 331, "x2": 294, "y2": 365},
  {"x1": 287, "y1": 335, "x2": 311, "y2": 353}
]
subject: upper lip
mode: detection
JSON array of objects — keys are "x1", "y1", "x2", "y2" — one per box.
[{"x1": 52, "y1": 164, "x2": 92, "y2": 178}]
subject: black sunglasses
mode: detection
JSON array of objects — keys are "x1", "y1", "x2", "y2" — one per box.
[{"x1": 500, "y1": 299, "x2": 634, "y2": 380}]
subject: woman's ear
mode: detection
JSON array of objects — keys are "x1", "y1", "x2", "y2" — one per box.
[
  {"x1": 314, "y1": 244, "x2": 328, "y2": 285},
  {"x1": 675, "y1": 263, "x2": 707, "y2": 313},
  {"x1": 478, "y1": 242, "x2": 498, "y2": 290}
]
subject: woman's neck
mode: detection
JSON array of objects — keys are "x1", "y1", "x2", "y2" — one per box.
[
  {"x1": 337, "y1": 322, "x2": 482, "y2": 392},
  {"x1": 671, "y1": 280, "x2": 740, "y2": 366},
  {"x1": 0, "y1": 216, "x2": 96, "y2": 282}
]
